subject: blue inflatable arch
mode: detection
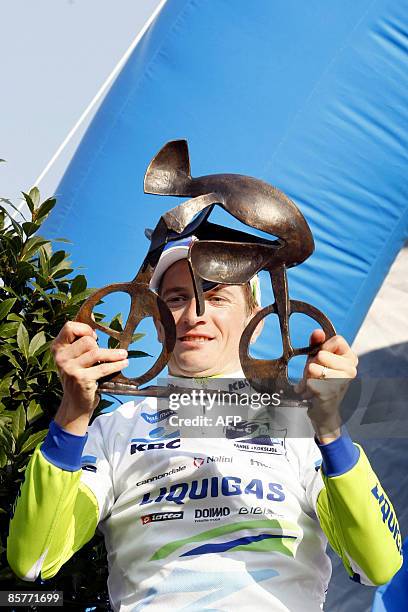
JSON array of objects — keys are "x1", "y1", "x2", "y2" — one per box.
[{"x1": 44, "y1": 0, "x2": 408, "y2": 362}]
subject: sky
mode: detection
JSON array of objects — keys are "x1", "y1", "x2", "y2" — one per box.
[
  {"x1": 1, "y1": 0, "x2": 162, "y2": 203},
  {"x1": 1, "y1": 0, "x2": 406, "y2": 361}
]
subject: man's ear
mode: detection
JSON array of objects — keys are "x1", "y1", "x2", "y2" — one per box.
[
  {"x1": 247, "y1": 306, "x2": 264, "y2": 344},
  {"x1": 154, "y1": 318, "x2": 165, "y2": 344}
]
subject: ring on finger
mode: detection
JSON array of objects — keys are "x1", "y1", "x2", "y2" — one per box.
[{"x1": 319, "y1": 366, "x2": 328, "y2": 380}]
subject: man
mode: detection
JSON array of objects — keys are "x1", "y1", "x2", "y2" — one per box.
[{"x1": 7, "y1": 238, "x2": 402, "y2": 611}]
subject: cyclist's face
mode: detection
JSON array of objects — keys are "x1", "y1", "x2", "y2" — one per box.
[{"x1": 159, "y1": 260, "x2": 252, "y2": 377}]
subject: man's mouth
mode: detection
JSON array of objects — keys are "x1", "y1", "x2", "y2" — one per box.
[{"x1": 179, "y1": 335, "x2": 213, "y2": 343}]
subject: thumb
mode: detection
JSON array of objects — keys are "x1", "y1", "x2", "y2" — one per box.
[
  {"x1": 294, "y1": 329, "x2": 325, "y2": 394},
  {"x1": 309, "y1": 328, "x2": 325, "y2": 347}
]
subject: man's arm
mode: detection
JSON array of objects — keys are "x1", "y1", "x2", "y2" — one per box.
[
  {"x1": 298, "y1": 331, "x2": 402, "y2": 584},
  {"x1": 315, "y1": 436, "x2": 402, "y2": 585},
  {"x1": 50, "y1": 321, "x2": 128, "y2": 435},
  {"x1": 7, "y1": 442, "x2": 98, "y2": 581},
  {"x1": 7, "y1": 321, "x2": 126, "y2": 580}
]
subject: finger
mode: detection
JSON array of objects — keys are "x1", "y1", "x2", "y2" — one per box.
[
  {"x1": 305, "y1": 329, "x2": 327, "y2": 362},
  {"x1": 88, "y1": 358, "x2": 129, "y2": 381},
  {"x1": 54, "y1": 321, "x2": 97, "y2": 347},
  {"x1": 309, "y1": 328, "x2": 326, "y2": 347},
  {"x1": 294, "y1": 365, "x2": 337, "y2": 395},
  {"x1": 310, "y1": 350, "x2": 357, "y2": 377},
  {"x1": 77, "y1": 348, "x2": 128, "y2": 368},
  {"x1": 306, "y1": 362, "x2": 348, "y2": 380},
  {"x1": 319, "y1": 334, "x2": 357, "y2": 363},
  {"x1": 55, "y1": 335, "x2": 99, "y2": 364},
  {"x1": 295, "y1": 329, "x2": 326, "y2": 394}
]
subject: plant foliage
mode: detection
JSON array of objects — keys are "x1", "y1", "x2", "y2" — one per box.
[{"x1": 0, "y1": 188, "x2": 146, "y2": 610}]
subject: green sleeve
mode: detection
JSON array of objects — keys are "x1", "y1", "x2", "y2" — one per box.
[
  {"x1": 316, "y1": 444, "x2": 403, "y2": 585},
  {"x1": 7, "y1": 445, "x2": 98, "y2": 581}
]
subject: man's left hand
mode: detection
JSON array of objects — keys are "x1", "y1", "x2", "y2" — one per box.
[{"x1": 295, "y1": 329, "x2": 358, "y2": 443}]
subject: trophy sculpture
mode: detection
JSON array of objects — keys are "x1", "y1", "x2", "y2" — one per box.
[{"x1": 76, "y1": 140, "x2": 335, "y2": 398}]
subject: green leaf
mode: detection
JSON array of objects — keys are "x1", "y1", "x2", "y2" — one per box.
[
  {"x1": 0, "y1": 375, "x2": 13, "y2": 392},
  {"x1": 97, "y1": 399, "x2": 114, "y2": 412},
  {"x1": 29, "y1": 186, "x2": 41, "y2": 208},
  {"x1": 0, "y1": 297, "x2": 16, "y2": 320},
  {"x1": 108, "y1": 336, "x2": 119, "y2": 349},
  {"x1": 109, "y1": 313, "x2": 123, "y2": 331},
  {"x1": 19, "y1": 429, "x2": 48, "y2": 454},
  {"x1": 50, "y1": 267, "x2": 73, "y2": 279},
  {"x1": 2, "y1": 234, "x2": 22, "y2": 259},
  {"x1": 22, "y1": 191, "x2": 35, "y2": 214},
  {"x1": 127, "y1": 350, "x2": 152, "y2": 358},
  {"x1": 22, "y1": 221, "x2": 40, "y2": 237},
  {"x1": 7, "y1": 313, "x2": 23, "y2": 322},
  {"x1": 16, "y1": 260, "x2": 35, "y2": 283},
  {"x1": 0, "y1": 448, "x2": 7, "y2": 468},
  {"x1": 15, "y1": 425, "x2": 32, "y2": 449},
  {"x1": 0, "y1": 412, "x2": 13, "y2": 425},
  {"x1": 49, "y1": 291, "x2": 69, "y2": 302},
  {"x1": 32, "y1": 314, "x2": 48, "y2": 324},
  {"x1": 17, "y1": 322, "x2": 29, "y2": 359},
  {"x1": 27, "y1": 400, "x2": 44, "y2": 424},
  {"x1": 67, "y1": 289, "x2": 93, "y2": 305},
  {"x1": 0, "y1": 198, "x2": 28, "y2": 222},
  {"x1": 41, "y1": 350, "x2": 57, "y2": 372},
  {"x1": 132, "y1": 332, "x2": 145, "y2": 342},
  {"x1": 30, "y1": 339, "x2": 50, "y2": 358},
  {"x1": 49, "y1": 250, "x2": 67, "y2": 268},
  {"x1": 27, "y1": 355, "x2": 39, "y2": 368},
  {"x1": 8, "y1": 354, "x2": 21, "y2": 369},
  {"x1": 52, "y1": 237, "x2": 72, "y2": 244},
  {"x1": 28, "y1": 330, "x2": 47, "y2": 357},
  {"x1": 33, "y1": 197, "x2": 56, "y2": 222},
  {"x1": 0, "y1": 321, "x2": 19, "y2": 338},
  {"x1": 20, "y1": 235, "x2": 49, "y2": 261},
  {"x1": 38, "y1": 245, "x2": 50, "y2": 277},
  {"x1": 0, "y1": 423, "x2": 14, "y2": 454},
  {"x1": 12, "y1": 404, "x2": 26, "y2": 440},
  {"x1": 0, "y1": 204, "x2": 24, "y2": 237},
  {"x1": 71, "y1": 274, "x2": 87, "y2": 296},
  {"x1": 30, "y1": 282, "x2": 52, "y2": 305}
]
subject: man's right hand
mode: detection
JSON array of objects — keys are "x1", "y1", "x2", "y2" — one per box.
[{"x1": 51, "y1": 322, "x2": 128, "y2": 434}]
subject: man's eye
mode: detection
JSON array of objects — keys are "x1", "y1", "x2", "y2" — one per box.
[
  {"x1": 165, "y1": 295, "x2": 187, "y2": 304},
  {"x1": 208, "y1": 295, "x2": 226, "y2": 303}
]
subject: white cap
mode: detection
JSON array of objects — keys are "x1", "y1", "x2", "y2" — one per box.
[{"x1": 149, "y1": 235, "x2": 261, "y2": 306}]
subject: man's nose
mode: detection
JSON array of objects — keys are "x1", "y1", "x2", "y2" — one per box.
[{"x1": 181, "y1": 297, "x2": 206, "y2": 325}]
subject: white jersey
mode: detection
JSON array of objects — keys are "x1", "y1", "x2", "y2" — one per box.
[{"x1": 80, "y1": 396, "x2": 330, "y2": 612}]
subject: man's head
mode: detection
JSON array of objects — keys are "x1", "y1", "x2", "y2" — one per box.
[
  {"x1": 150, "y1": 236, "x2": 261, "y2": 313},
  {"x1": 150, "y1": 237, "x2": 263, "y2": 377}
]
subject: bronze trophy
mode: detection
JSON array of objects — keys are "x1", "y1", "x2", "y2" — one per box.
[{"x1": 76, "y1": 139, "x2": 335, "y2": 399}]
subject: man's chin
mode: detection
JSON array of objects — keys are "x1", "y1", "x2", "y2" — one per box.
[
  {"x1": 169, "y1": 363, "x2": 212, "y2": 378},
  {"x1": 168, "y1": 355, "x2": 216, "y2": 378}
]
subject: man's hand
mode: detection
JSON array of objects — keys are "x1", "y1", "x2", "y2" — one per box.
[
  {"x1": 295, "y1": 329, "x2": 358, "y2": 443},
  {"x1": 51, "y1": 322, "x2": 128, "y2": 434}
]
